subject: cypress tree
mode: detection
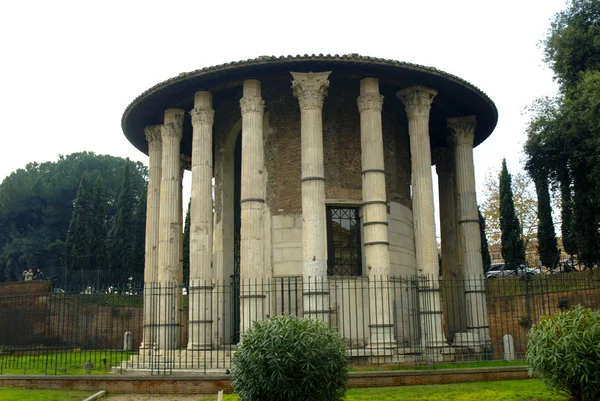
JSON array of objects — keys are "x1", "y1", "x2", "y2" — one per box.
[
  {"x1": 559, "y1": 169, "x2": 577, "y2": 257},
  {"x1": 534, "y1": 171, "x2": 559, "y2": 268},
  {"x1": 479, "y1": 207, "x2": 491, "y2": 271},
  {"x1": 131, "y1": 183, "x2": 147, "y2": 280},
  {"x1": 573, "y1": 165, "x2": 600, "y2": 268},
  {"x1": 499, "y1": 159, "x2": 526, "y2": 268},
  {"x1": 89, "y1": 176, "x2": 108, "y2": 272},
  {"x1": 110, "y1": 162, "x2": 136, "y2": 280},
  {"x1": 183, "y1": 199, "x2": 191, "y2": 287},
  {"x1": 65, "y1": 173, "x2": 92, "y2": 272}
]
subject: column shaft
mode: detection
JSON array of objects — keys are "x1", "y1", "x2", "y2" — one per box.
[
  {"x1": 239, "y1": 80, "x2": 266, "y2": 333},
  {"x1": 434, "y1": 148, "x2": 467, "y2": 340},
  {"x1": 292, "y1": 71, "x2": 331, "y2": 323},
  {"x1": 449, "y1": 116, "x2": 490, "y2": 347},
  {"x1": 157, "y1": 108, "x2": 184, "y2": 350},
  {"x1": 141, "y1": 125, "x2": 162, "y2": 350},
  {"x1": 358, "y1": 78, "x2": 393, "y2": 351},
  {"x1": 188, "y1": 92, "x2": 215, "y2": 350},
  {"x1": 397, "y1": 86, "x2": 447, "y2": 349}
]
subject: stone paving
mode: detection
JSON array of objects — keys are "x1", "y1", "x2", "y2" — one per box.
[{"x1": 105, "y1": 395, "x2": 215, "y2": 401}]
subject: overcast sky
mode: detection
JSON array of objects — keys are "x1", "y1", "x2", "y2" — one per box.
[{"x1": 0, "y1": 0, "x2": 564, "y2": 201}]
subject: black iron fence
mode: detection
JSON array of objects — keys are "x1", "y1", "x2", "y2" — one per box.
[{"x1": 0, "y1": 271, "x2": 599, "y2": 375}]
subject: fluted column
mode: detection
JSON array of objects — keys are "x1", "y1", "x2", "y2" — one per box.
[
  {"x1": 448, "y1": 116, "x2": 490, "y2": 348},
  {"x1": 188, "y1": 92, "x2": 215, "y2": 350},
  {"x1": 157, "y1": 108, "x2": 184, "y2": 350},
  {"x1": 141, "y1": 125, "x2": 162, "y2": 350},
  {"x1": 178, "y1": 157, "x2": 186, "y2": 349},
  {"x1": 292, "y1": 71, "x2": 331, "y2": 324},
  {"x1": 397, "y1": 86, "x2": 447, "y2": 349},
  {"x1": 434, "y1": 147, "x2": 466, "y2": 340},
  {"x1": 357, "y1": 78, "x2": 394, "y2": 352},
  {"x1": 239, "y1": 80, "x2": 266, "y2": 334}
]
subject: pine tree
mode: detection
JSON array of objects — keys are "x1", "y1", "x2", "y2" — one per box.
[
  {"x1": 479, "y1": 207, "x2": 491, "y2": 271},
  {"x1": 131, "y1": 184, "x2": 147, "y2": 280},
  {"x1": 499, "y1": 159, "x2": 526, "y2": 268},
  {"x1": 183, "y1": 199, "x2": 191, "y2": 287},
  {"x1": 534, "y1": 171, "x2": 559, "y2": 268},
  {"x1": 65, "y1": 173, "x2": 92, "y2": 272},
  {"x1": 89, "y1": 176, "x2": 108, "y2": 272},
  {"x1": 110, "y1": 162, "x2": 136, "y2": 280}
]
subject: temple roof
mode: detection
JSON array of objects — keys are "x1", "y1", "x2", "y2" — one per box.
[{"x1": 122, "y1": 54, "x2": 498, "y2": 155}]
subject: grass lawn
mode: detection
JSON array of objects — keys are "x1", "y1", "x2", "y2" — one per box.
[
  {"x1": 0, "y1": 350, "x2": 133, "y2": 375},
  {"x1": 0, "y1": 387, "x2": 94, "y2": 401},
  {"x1": 222, "y1": 379, "x2": 567, "y2": 401}
]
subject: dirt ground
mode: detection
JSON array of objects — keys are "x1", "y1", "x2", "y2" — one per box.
[{"x1": 105, "y1": 394, "x2": 218, "y2": 401}]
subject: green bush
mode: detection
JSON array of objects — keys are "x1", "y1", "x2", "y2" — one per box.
[
  {"x1": 231, "y1": 315, "x2": 348, "y2": 401},
  {"x1": 526, "y1": 305, "x2": 600, "y2": 401}
]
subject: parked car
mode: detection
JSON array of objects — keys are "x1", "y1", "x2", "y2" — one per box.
[{"x1": 485, "y1": 264, "x2": 543, "y2": 279}]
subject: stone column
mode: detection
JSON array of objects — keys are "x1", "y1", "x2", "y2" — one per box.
[
  {"x1": 188, "y1": 92, "x2": 215, "y2": 350},
  {"x1": 448, "y1": 116, "x2": 490, "y2": 348},
  {"x1": 157, "y1": 108, "x2": 184, "y2": 350},
  {"x1": 396, "y1": 86, "x2": 447, "y2": 349},
  {"x1": 292, "y1": 71, "x2": 331, "y2": 324},
  {"x1": 357, "y1": 78, "x2": 394, "y2": 352},
  {"x1": 141, "y1": 125, "x2": 162, "y2": 350},
  {"x1": 434, "y1": 147, "x2": 466, "y2": 341},
  {"x1": 239, "y1": 80, "x2": 266, "y2": 333}
]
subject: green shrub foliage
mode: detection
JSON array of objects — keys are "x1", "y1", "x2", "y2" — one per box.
[
  {"x1": 526, "y1": 305, "x2": 600, "y2": 401},
  {"x1": 231, "y1": 315, "x2": 348, "y2": 401}
]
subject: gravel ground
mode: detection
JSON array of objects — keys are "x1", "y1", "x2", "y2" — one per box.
[{"x1": 105, "y1": 394, "x2": 217, "y2": 401}]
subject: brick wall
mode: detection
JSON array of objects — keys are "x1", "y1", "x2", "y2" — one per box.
[
  {"x1": 487, "y1": 287, "x2": 600, "y2": 357},
  {"x1": 0, "y1": 281, "x2": 51, "y2": 345},
  {"x1": 0, "y1": 366, "x2": 529, "y2": 394}
]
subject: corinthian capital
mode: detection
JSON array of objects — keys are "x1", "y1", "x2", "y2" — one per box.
[
  {"x1": 239, "y1": 96, "x2": 265, "y2": 115},
  {"x1": 291, "y1": 71, "x2": 331, "y2": 109},
  {"x1": 190, "y1": 107, "x2": 215, "y2": 126},
  {"x1": 396, "y1": 85, "x2": 437, "y2": 120},
  {"x1": 448, "y1": 115, "x2": 477, "y2": 147},
  {"x1": 357, "y1": 93, "x2": 384, "y2": 113},
  {"x1": 145, "y1": 125, "x2": 162, "y2": 149},
  {"x1": 161, "y1": 109, "x2": 184, "y2": 139}
]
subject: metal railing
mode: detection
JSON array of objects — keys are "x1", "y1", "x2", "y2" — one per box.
[{"x1": 0, "y1": 271, "x2": 598, "y2": 375}]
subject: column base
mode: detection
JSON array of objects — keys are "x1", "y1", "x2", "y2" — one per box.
[
  {"x1": 139, "y1": 341, "x2": 157, "y2": 350},
  {"x1": 453, "y1": 329, "x2": 492, "y2": 354},
  {"x1": 187, "y1": 343, "x2": 214, "y2": 351},
  {"x1": 368, "y1": 323, "x2": 395, "y2": 356}
]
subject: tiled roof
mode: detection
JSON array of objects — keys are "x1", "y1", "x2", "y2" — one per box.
[{"x1": 122, "y1": 54, "x2": 498, "y2": 154}]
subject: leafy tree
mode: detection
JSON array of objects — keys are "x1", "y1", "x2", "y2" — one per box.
[
  {"x1": 499, "y1": 159, "x2": 526, "y2": 268},
  {"x1": 543, "y1": 0, "x2": 600, "y2": 89},
  {"x1": 89, "y1": 176, "x2": 108, "y2": 272},
  {"x1": 524, "y1": 0, "x2": 600, "y2": 268},
  {"x1": 480, "y1": 167, "x2": 537, "y2": 249},
  {"x1": 65, "y1": 174, "x2": 92, "y2": 272},
  {"x1": 479, "y1": 207, "x2": 491, "y2": 271},
  {"x1": 0, "y1": 152, "x2": 147, "y2": 283}
]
